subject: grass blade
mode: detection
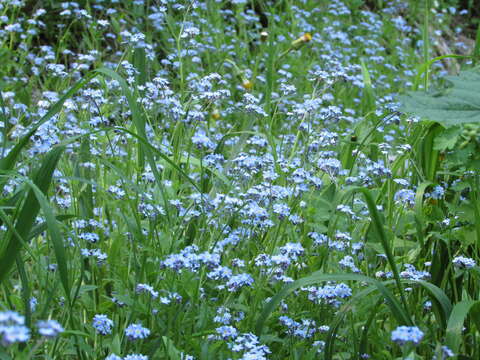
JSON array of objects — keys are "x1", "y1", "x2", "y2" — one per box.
[
  {"x1": 413, "y1": 280, "x2": 452, "y2": 327},
  {"x1": 23, "y1": 170, "x2": 71, "y2": 303},
  {"x1": 15, "y1": 256, "x2": 31, "y2": 327},
  {"x1": 95, "y1": 68, "x2": 172, "y2": 223},
  {"x1": 0, "y1": 146, "x2": 65, "y2": 291},
  {"x1": 446, "y1": 300, "x2": 480, "y2": 354},
  {"x1": 343, "y1": 186, "x2": 411, "y2": 320},
  {"x1": 414, "y1": 181, "x2": 433, "y2": 248},
  {"x1": 473, "y1": 22, "x2": 480, "y2": 66},
  {"x1": 0, "y1": 72, "x2": 96, "y2": 173},
  {"x1": 113, "y1": 126, "x2": 201, "y2": 192},
  {"x1": 255, "y1": 273, "x2": 412, "y2": 335},
  {"x1": 360, "y1": 59, "x2": 376, "y2": 114},
  {"x1": 324, "y1": 286, "x2": 381, "y2": 359}
]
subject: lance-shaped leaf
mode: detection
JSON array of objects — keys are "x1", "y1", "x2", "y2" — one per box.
[{"x1": 0, "y1": 146, "x2": 66, "y2": 297}]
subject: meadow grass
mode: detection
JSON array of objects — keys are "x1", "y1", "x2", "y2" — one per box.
[{"x1": 0, "y1": 0, "x2": 480, "y2": 359}]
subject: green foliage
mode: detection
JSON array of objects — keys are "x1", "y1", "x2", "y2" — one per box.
[
  {"x1": 0, "y1": 146, "x2": 65, "y2": 288},
  {"x1": 446, "y1": 300, "x2": 480, "y2": 354},
  {"x1": 2, "y1": 0, "x2": 480, "y2": 359},
  {"x1": 400, "y1": 70, "x2": 480, "y2": 127}
]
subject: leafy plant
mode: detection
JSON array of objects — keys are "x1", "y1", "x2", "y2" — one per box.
[{"x1": 400, "y1": 69, "x2": 480, "y2": 127}]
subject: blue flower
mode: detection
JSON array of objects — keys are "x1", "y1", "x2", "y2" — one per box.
[
  {"x1": 135, "y1": 284, "x2": 159, "y2": 299},
  {"x1": 215, "y1": 325, "x2": 238, "y2": 340},
  {"x1": 394, "y1": 189, "x2": 415, "y2": 207},
  {"x1": 225, "y1": 273, "x2": 254, "y2": 292},
  {"x1": 428, "y1": 185, "x2": 445, "y2": 200},
  {"x1": 105, "y1": 355, "x2": 122, "y2": 360},
  {"x1": 391, "y1": 326, "x2": 424, "y2": 345},
  {"x1": 93, "y1": 314, "x2": 114, "y2": 335},
  {"x1": 125, "y1": 324, "x2": 150, "y2": 340},
  {"x1": 37, "y1": 319, "x2": 64, "y2": 338},
  {"x1": 0, "y1": 322, "x2": 30, "y2": 346},
  {"x1": 452, "y1": 256, "x2": 476, "y2": 269},
  {"x1": 30, "y1": 297, "x2": 38, "y2": 312},
  {"x1": 124, "y1": 354, "x2": 149, "y2": 360}
]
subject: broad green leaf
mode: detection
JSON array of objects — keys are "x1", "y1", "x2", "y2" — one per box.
[
  {"x1": 400, "y1": 70, "x2": 480, "y2": 126},
  {"x1": 433, "y1": 126, "x2": 462, "y2": 151}
]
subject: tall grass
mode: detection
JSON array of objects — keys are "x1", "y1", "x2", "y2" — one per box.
[{"x1": 0, "y1": 0, "x2": 480, "y2": 359}]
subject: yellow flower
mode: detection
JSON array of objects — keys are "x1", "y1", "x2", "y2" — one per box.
[
  {"x1": 241, "y1": 79, "x2": 253, "y2": 91},
  {"x1": 211, "y1": 109, "x2": 221, "y2": 120},
  {"x1": 291, "y1": 33, "x2": 313, "y2": 50},
  {"x1": 302, "y1": 33, "x2": 312, "y2": 42}
]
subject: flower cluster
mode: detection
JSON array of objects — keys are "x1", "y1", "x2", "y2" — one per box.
[
  {"x1": 391, "y1": 326, "x2": 424, "y2": 345},
  {"x1": 452, "y1": 256, "x2": 476, "y2": 269},
  {"x1": 93, "y1": 314, "x2": 114, "y2": 335},
  {"x1": 125, "y1": 324, "x2": 150, "y2": 340},
  {"x1": 0, "y1": 311, "x2": 30, "y2": 346}
]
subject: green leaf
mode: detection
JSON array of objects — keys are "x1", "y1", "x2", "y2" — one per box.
[
  {"x1": 414, "y1": 181, "x2": 433, "y2": 247},
  {"x1": 0, "y1": 347, "x2": 12, "y2": 360},
  {"x1": 28, "y1": 215, "x2": 75, "y2": 241},
  {"x1": 161, "y1": 336, "x2": 183, "y2": 360},
  {"x1": 400, "y1": 70, "x2": 480, "y2": 126},
  {"x1": 113, "y1": 126, "x2": 201, "y2": 192},
  {"x1": 446, "y1": 300, "x2": 480, "y2": 354},
  {"x1": 419, "y1": 123, "x2": 442, "y2": 181},
  {"x1": 473, "y1": 23, "x2": 480, "y2": 65},
  {"x1": 324, "y1": 286, "x2": 381, "y2": 359},
  {"x1": 413, "y1": 54, "x2": 471, "y2": 90},
  {"x1": 95, "y1": 68, "x2": 172, "y2": 222},
  {"x1": 433, "y1": 126, "x2": 462, "y2": 151},
  {"x1": 360, "y1": 59, "x2": 376, "y2": 114},
  {"x1": 342, "y1": 187, "x2": 410, "y2": 317},
  {"x1": 0, "y1": 72, "x2": 95, "y2": 173},
  {"x1": 0, "y1": 146, "x2": 65, "y2": 293},
  {"x1": 413, "y1": 280, "x2": 452, "y2": 327},
  {"x1": 26, "y1": 156, "x2": 71, "y2": 304}
]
